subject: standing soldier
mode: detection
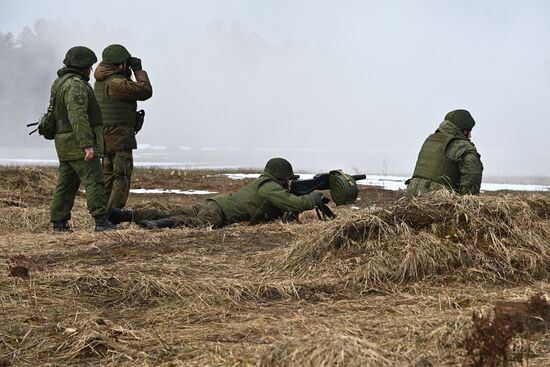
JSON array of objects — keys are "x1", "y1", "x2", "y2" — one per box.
[
  {"x1": 94, "y1": 44, "x2": 153, "y2": 209},
  {"x1": 49, "y1": 46, "x2": 115, "y2": 232},
  {"x1": 406, "y1": 109, "x2": 483, "y2": 196}
]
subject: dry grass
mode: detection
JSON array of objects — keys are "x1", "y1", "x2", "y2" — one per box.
[
  {"x1": 258, "y1": 332, "x2": 399, "y2": 367},
  {"x1": 1, "y1": 167, "x2": 550, "y2": 366},
  {"x1": 279, "y1": 191, "x2": 550, "y2": 287}
]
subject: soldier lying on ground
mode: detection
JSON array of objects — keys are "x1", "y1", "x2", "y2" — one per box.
[{"x1": 109, "y1": 158, "x2": 326, "y2": 229}]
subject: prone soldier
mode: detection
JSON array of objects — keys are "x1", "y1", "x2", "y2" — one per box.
[{"x1": 109, "y1": 158, "x2": 326, "y2": 229}]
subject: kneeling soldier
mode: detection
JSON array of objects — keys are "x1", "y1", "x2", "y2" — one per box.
[{"x1": 406, "y1": 109, "x2": 483, "y2": 196}]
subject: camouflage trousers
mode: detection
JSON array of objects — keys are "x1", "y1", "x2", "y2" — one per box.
[
  {"x1": 405, "y1": 177, "x2": 480, "y2": 196},
  {"x1": 103, "y1": 149, "x2": 133, "y2": 209},
  {"x1": 50, "y1": 157, "x2": 108, "y2": 222},
  {"x1": 133, "y1": 200, "x2": 225, "y2": 228},
  {"x1": 405, "y1": 177, "x2": 450, "y2": 196}
]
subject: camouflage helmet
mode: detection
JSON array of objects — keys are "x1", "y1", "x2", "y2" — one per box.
[
  {"x1": 263, "y1": 158, "x2": 295, "y2": 181},
  {"x1": 445, "y1": 109, "x2": 476, "y2": 130},
  {"x1": 63, "y1": 46, "x2": 97, "y2": 69},
  {"x1": 102, "y1": 44, "x2": 131, "y2": 65}
]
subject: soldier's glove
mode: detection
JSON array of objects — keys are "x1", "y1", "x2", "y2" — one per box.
[
  {"x1": 309, "y1": 192, "x2": 336, "y2": 221},
  {"x1": 309, "y1": 191, "x2": 324, "y2": 207},
  {"x1": 130, "y1": 57, "x2": 142, "y2": 72}
]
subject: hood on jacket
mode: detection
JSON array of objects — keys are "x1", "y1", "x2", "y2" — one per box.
[
  {"x1": 57, "y1": 67, "x2": 90, "y2": 82},
  {"x1": 94, "y1": 62, "x2": 127, "y2": 81},
  {"x1": 437, "y1": 120, "x2": 467, "y2": 138}
]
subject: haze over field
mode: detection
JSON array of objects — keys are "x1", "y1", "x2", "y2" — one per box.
[{"x1": 1, "y1": 0, "x2": 549, "y2": 178}]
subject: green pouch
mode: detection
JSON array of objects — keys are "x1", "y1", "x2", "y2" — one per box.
[
  {"x1": 36, "y1": 110, "x2": 56, "y2": 140},
  {"x1": 29, "y1": 73, "x2": 73, "y2": 140}
]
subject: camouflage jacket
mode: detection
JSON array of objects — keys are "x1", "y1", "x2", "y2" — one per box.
[
  {"x1": 406, "y1": 120, "x2": 483, "y2": 195},
  {"x1": 93, "y1": 63, "x2": 152, "y2": 153},
  {"x1": 53, "y1": 68, "x2": 104, "y2": 162},
  {"x1": 210, "y1": 172, "x2": 315, "y2": 224}
]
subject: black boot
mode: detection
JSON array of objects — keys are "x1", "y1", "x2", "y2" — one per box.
[
  {"x1": 94, "y1": 214, "x2": 117, "y2": 232},
  {"x1": 140, "y1": 219, "x2": 174, "y2": 229},
  {"x1": 52, "y1": 221, "x2": 71, "y2": 232},
  {"x1": 109, "y1": 208, "x2": 134, "y2": 225}
]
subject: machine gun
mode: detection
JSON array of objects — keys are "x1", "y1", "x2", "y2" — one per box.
[{"x1": 289, "y1": 170, "x2": 366, "y2": 220}]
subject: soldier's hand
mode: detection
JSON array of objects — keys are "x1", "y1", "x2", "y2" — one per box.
[
  {"x1": 308, "y1": 191, "x2": 324, "y2": 207},
  {"x1": 130, "y1": 57, "x2": 142, "y2": 72},
  {"x1": 84, "y1": 147, "x2": 94, "y2": 161}
]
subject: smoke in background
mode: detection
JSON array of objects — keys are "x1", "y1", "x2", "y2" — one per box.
[{"x1": 1, "y1": 0, "x2": 549, "y2": 177}]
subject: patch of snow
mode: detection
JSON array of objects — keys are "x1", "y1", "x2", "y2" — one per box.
[
  {"x1": 200, "y1": 146, "x2": 244, "y2": 152},
  {"x1": 133, "y1": 162, "x2": 244, "y2": 170},
  {"x1": 137, "y1": 144, "x2": 167, "y2": 150},
  {"x1": 0, "y1": 158, "x2": 57, "y2": 166},
  {"x1": 223, "y1": 173, "x2": 317, "y2": 180},
  {"x1": 1, "y1": 158, "x2": 549, "y2": 193},
  {"x1": 251, "y1": 147, "x2": 351, "y2": 152},
  {"x1": 359, "y1": 175, "x2": 550, "y2": 192},
  {"x1": 481, "y1": 183, "x2": 550, "y2": 192},
  {"x1": 224, "y1": 173, "x2": 260, "y2": 180},
  {"x1": 201, "y1": 147, "x2": 221, "y2": 151},
  {"x1": 225, "y1": 173, "x2": 550, "y2": 192},
  {"x1": 359, "y1": 175, "x2": 407, "y2": 191}
]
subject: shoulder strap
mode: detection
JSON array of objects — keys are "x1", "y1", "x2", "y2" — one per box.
[{"x1": 48, "y1": 74, "x2": 75, "y2": 112}]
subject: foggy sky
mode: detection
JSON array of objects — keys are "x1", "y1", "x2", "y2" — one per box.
[{"x1": 1, "y1": 0, "x2": 549, "y2": 178}]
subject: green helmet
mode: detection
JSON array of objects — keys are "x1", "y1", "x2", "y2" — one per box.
[
  {"x1": 102, "y1": 44, "x2": 131, "y2": 65},
  {"x1": 263, "y1": 158, "x2": 295, "y2": 180},
  {"x1": 445, "y1": 109, "x2": 476, "y2": 130},
  {"x1": 63, "y1": 46, "x2": 97, "y2": 69}
]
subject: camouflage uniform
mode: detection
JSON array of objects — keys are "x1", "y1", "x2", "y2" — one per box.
[
  {"x1": 111, "y1": 158, "x2": 318, "y2": 229},
  {"x1": 49, "y1": 47, "x2": 110, "y2": 227},
  {"x1": 406, "y1": 110, "x2": 483, "y2": 196},
  {"x1": 133, "y1": 201, "x2": 226, "y2": 228},
  {"x1": 94, "y1": 44, "x2": 153, "y2": 209}
]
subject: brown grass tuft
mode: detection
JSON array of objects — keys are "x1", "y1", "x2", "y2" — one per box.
[
  {"x1": 258, "y1": 332, "x2": 400, "y2": 367},
  {"x1": 2, "y1": 167, "x2": 550, "y2": 366},
  {"x1": 280, "y1": 191, "x2": 550, "y2": 286},
  {"x1": 7, "y1": 255, "x2": 30, "y2": 280},
  {"x1": 0, "y1": 167, "x2": 57, "y2": 193}
]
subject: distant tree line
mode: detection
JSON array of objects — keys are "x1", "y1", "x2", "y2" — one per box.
[
  {"x1": 0, "y1": 20, "x2": 62, "y2": 147},
  {"x1": 0, "y1": 19, "x2": 342, "y2": 153}
]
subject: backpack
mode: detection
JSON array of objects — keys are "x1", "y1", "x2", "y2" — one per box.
[{"x1": 28, "y1": 74, "x2": 73, "y2": 140}]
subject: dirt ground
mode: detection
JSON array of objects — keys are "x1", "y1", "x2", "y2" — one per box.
[{"x1": 1, "y1": 166, "x2": 550, "y2": 366}]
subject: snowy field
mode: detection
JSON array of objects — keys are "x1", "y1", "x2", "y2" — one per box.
[
  {"x1": 224, "y1": 173, "x2": 550, "y2": 192},
  {"x1": 1, "y1": 158, "x2": 549, "y2": 193}
]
